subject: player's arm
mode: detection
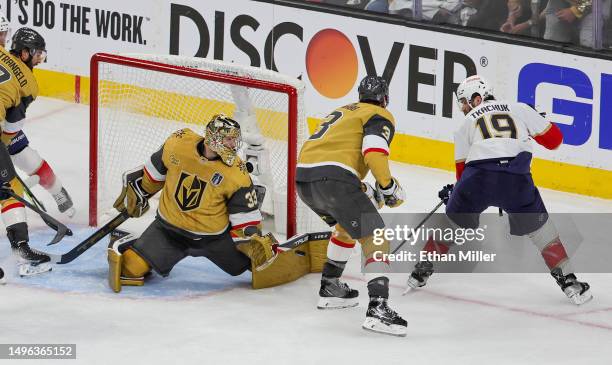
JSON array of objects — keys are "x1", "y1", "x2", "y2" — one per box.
[
  {"x1": 454, "y1": 122, "x2": 470, "y2": 180},
  {"x1": 113, "y1": 145, "x2": 166, "y2": 217},
  {"x1": 521, "y1": 104, "x2": 563, "y2": 150},
  {"x1": 227, "y1": 178, "x2": 263, "y2": 239},
  {"x1": 361, "y1": 114, "x2": 404, "y2": 207}
]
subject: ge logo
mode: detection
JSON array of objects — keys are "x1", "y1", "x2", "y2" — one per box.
[
  {"x1": 351, "y1": 221, "x2": 358, "y2": 227},
  {"x1": 1, "y1": 170, "x2": 7, "y2": 178}
]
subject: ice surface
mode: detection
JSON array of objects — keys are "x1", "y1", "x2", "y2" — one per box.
[{"x1": 1, "y1": 98, "x2": 611, "y2": 365}]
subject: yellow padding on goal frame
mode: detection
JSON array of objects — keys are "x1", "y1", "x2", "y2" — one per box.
[{"x1": 34, "y1": 69, "x2": 612, "y2": 200}]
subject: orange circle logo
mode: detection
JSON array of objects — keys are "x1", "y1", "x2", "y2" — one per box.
[{"x1": 306, "y1": 29, "x2": 358, "y2": 99}]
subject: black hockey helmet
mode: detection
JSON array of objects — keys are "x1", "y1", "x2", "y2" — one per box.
[
  {"x1": 10, "y1": 27, "x2": 46, "y2": 54},
  {"x1": 358, "y1": 75, "x2": 389, "y2": 107}
]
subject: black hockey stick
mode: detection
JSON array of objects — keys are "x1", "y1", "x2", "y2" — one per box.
[
  {"x1": 15, "y1": 173, "x2": 47, "y2": 212},
  {"x1": 49, "y1": 210, "x2": 129, "y2": 264},
  {"x1": 0, "y1": 187, "x2": 72, "y2": 245},
  {"x1": 391, "y1": 201, "x2": 444, "y2": 254}
]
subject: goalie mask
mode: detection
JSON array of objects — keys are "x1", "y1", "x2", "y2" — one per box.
[{"x1": 204, "y1": 114, "x2": 242, "y2": 166}]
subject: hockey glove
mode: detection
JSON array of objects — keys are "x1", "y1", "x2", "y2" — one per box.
[
  {"x1": 376, "y1": 177, "x2": 405, "y2": 208},
  {"x1": 438, "y1": 184, "x2": 454, "y2": 205},
  {"x1": 362, "y1": 182, "x2": 384, "y2": 209},
  {"x1": 113, "y1": 168, "x2": 152, "y2": 218}
]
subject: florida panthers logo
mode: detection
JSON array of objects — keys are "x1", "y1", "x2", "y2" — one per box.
[{"x1": 174, "y1": 172, "x2": 206, "y2": 211}]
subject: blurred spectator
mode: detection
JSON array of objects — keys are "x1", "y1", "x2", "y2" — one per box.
[
  {"x1": 365, "y1": 0, "x2": 391, "y2": 13},
  {"x1": 463, "y1": 0, "x2": 509, "y2": 31},
  {"x1": 500, "y1": 0, "x2": 534, "y2": 35},
  {"x1": 542, "y1": 0, "x2": 610, "y2": 47},
  {"x1": 387, "y1": 0, "x2": 461, "y2": 20}
]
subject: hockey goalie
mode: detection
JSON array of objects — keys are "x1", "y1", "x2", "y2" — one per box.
[{"x1": 107, "y1": 113, "x2": 327, "y2": 292}]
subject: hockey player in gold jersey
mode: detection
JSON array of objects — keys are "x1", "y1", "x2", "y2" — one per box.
[
  {"x1": 108, "y1": 114, "x2": 276, "y2": 293},
  {"x1": 0, "y1": 27, "x2": 54, "y2": 276},
  {"x1": 0, "y1": 21, "x2": 75, "y2": 218},
  {"x1": 296, "y1": 75, "x2": 408, "y2": 336}
]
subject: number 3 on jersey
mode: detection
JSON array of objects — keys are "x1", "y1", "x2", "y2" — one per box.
[{"x1": 309, "y1": 111, "x2": 343, "y2": 140}]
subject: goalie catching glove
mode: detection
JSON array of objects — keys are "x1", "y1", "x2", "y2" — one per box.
[
  {"x1": 113, "y1": 167, "x2": 161, "y2": 217},
  {"x1": 376, "y1": 177, "x2": 405, "y2": 208}
]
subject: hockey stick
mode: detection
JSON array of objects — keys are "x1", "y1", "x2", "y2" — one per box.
[
  {"x1": 48, "y1": 210, "x2": 129, "y2": 264},
  {"x1": 15, "y1": 173, "x2": 47, "y2": 212},
  {"x1": 391, "y1": 201, "x2": 444, "y2": 254},
  {"x1": 0, "y1": 187, "x2": 72, "y2": 245}
]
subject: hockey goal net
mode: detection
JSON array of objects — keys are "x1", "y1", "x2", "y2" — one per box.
[{"x1": 89, "y1": 53, "x2": 319, "y2": 237}]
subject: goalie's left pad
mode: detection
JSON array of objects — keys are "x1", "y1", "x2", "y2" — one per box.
[{"x1": 251, "y1": 232, "x2": 331, "y2": 289}]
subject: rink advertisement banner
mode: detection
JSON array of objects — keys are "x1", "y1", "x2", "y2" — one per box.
[
  {"x1": 2, "y1": 1, "x2": 612, "y2": 190},
  {"x1": 365, "y1": 213, "x2": 612, "y2": 273}
]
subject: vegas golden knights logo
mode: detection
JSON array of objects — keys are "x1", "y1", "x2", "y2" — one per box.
[{"x1": 174, "y1": 172, "x2": 206, "y2": 211}]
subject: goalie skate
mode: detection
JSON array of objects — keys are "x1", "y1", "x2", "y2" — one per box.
[
  {"x1": 362, "y1": 297, "x2": 407, "y2": 337},
  {"x1": 317, "y1": 277, "x2": 359, "y2": 309}
]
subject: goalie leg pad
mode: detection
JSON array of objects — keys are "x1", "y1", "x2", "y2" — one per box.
[
  {"x1": 122, "y1": 249, "x2": 151, "y2": 279},
  {"x1": 108, "y1": 248, "x2": 122, "y2": 293},
  {"x1": 252, "y1": 243, "x2": 311, "y2": 289}
]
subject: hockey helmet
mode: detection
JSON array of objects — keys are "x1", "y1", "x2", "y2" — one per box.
[
  {"x1": 455, "y1": 75, "x2": 494, "y2": 109},
  {"x1": 358, "y1": 75, "x2": 389, "y2": 107},
  {"x1": 204, "y1": 114, "x2": 242, "y2": 166},
  {"x1": 11, "y1": 27, "x2": 46, "y2": 65}
]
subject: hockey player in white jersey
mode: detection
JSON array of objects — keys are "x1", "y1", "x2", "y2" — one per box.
[{"x1": 407, "y1": 75, "x2": 592, "y2": 305}]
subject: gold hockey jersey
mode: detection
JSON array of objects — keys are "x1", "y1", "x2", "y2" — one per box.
[
  {"x1": 297, "y1": 102, "x2": 395, "y2": 185},
  {"x1": 144, "y1": 129, "x2": 262, "y2": 237},
  {"x1": 0, "y1": 46, "x2": 39, "y2": 140}
]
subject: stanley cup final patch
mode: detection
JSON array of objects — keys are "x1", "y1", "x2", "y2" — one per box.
[
  {"x1": 211, "y1": 172, "x2": 224, "y2": 186},
  {"x1": 174, "y1": 171, "x2": 207, "y2": 211}
]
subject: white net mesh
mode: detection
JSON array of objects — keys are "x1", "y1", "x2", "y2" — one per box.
[{"x1": 92, "y1": 53, "x2": 323, "y2": 236}]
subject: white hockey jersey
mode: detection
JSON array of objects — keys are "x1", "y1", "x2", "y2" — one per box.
[{"x1": 454, "y1": 100, "x2": 552, "y2": 164}]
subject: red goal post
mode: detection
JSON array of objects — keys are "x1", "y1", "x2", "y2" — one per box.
[{"x1": 89, "y1": 53, "x2": 309, "y2": 237}]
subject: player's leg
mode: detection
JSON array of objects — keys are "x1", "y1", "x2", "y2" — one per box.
[
  {"x1": 503, "y1": 174, "x2": 592, "y2": 305},
  {"x1": 1, "y1": 177, "x2": 51, "y2": 276},
  {"x1": 320, "y1": 180, "x2": 407, "y2": 336},
  {"x1": 407, "y1": 167, "x2": 487, "y2": 290},
  {"x1": 8, "y1": 131, "x2": 75, "y2": 217},
  {"x1": 107, "y1": 219, "x2": 186, "y2": 293},
  {"x1": 193, "y1": 231, "x2": 252, "y2": 276},
  {"x1": 296, "y1": 181, "x2": 359, "y2": 310}
]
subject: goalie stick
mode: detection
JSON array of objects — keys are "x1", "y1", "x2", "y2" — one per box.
[{"x1": 47, "y1": 210, "x2": 129, "y2": 265}]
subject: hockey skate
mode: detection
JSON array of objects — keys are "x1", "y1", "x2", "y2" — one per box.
[
  {"x1": 362, "y1": 297, "x2": 407, "y2": 337},
  {"x1": 551, "y1": 268, "x2": 592, "y2": 305},
  {"x1": 317, "y1": 277, "x2": 359, "y2": 309},
  {"x1": 52, "y1": 187, "x2": 75, "y2": 218},
  {"x1": 0, "y1": 267, "x2": 6, "y2": 285},
  {"x1": 12, "y1": 241, "x2": 52, "y2": 277},
  {"x1": 404, "y1": 260, "x2": 434, "y2": 294}
]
